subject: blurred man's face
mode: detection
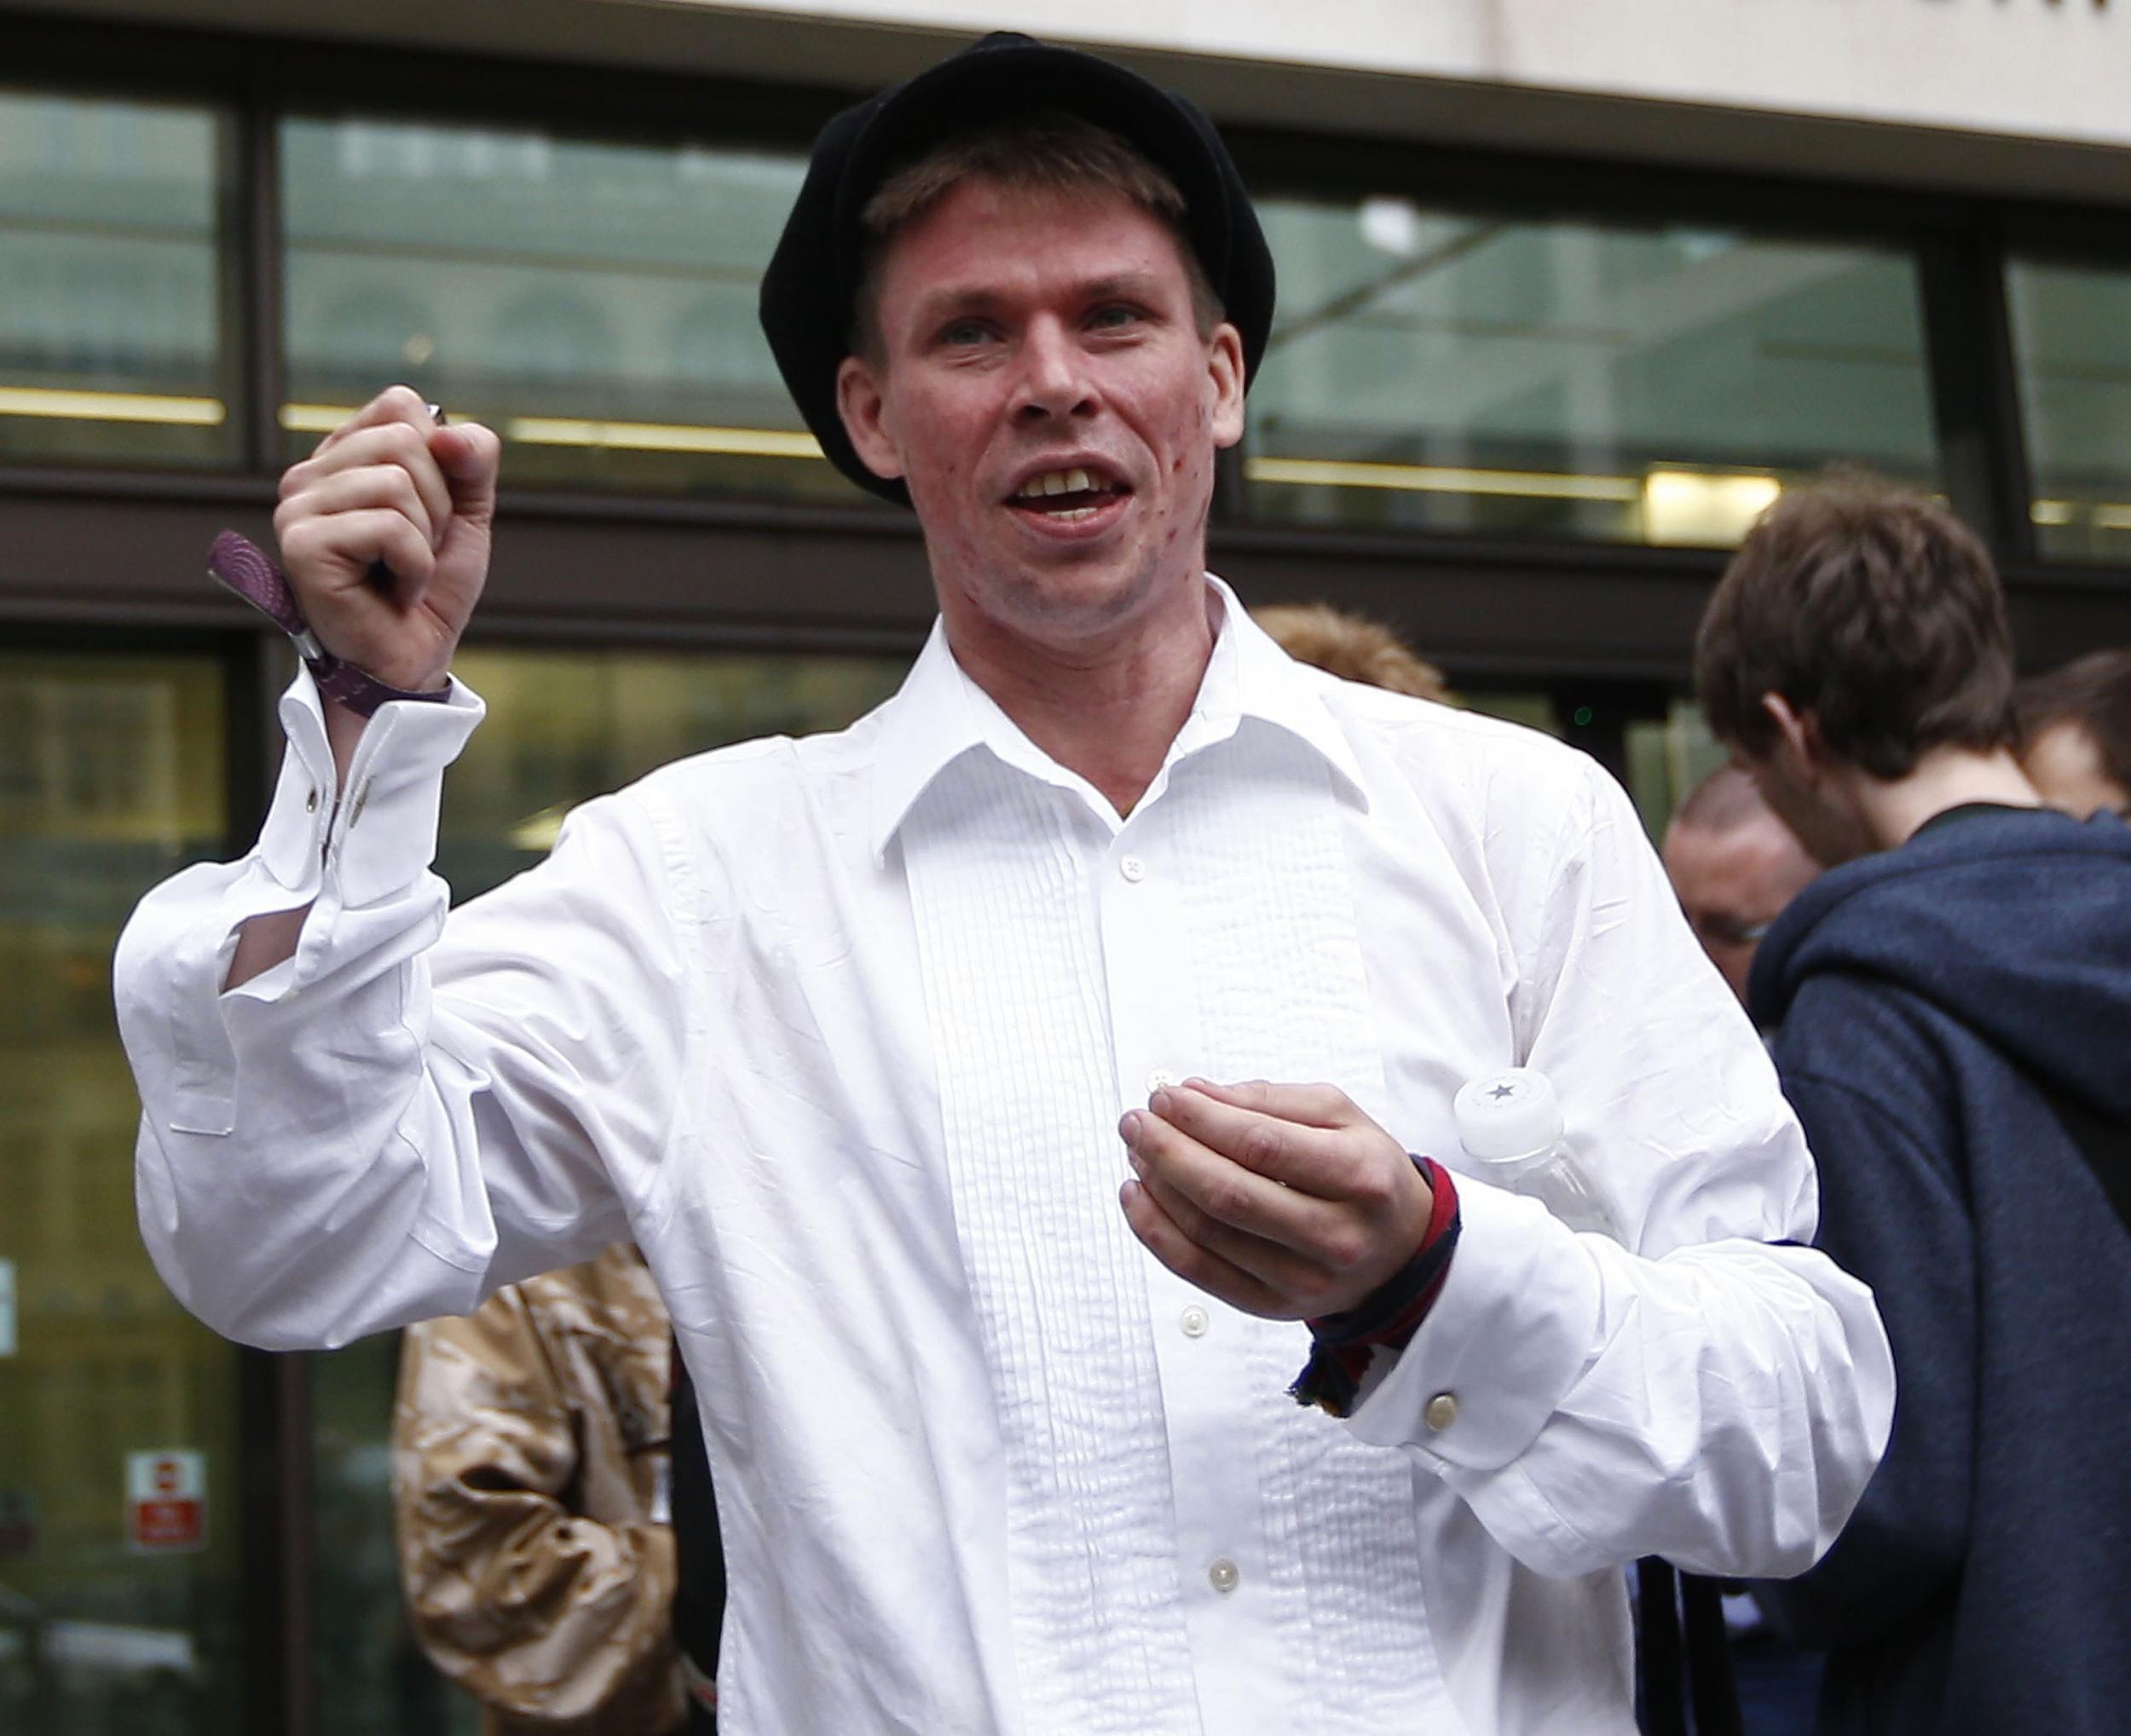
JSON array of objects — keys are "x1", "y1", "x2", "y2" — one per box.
[
  {"x1": 1662, "y1": 811, "x2": 1822, "y2": 1006},
  {"x1": 2021, "y1": 720, "x2": 2128, "y2": 818}
]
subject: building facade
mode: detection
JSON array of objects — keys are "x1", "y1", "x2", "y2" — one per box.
[{"x1": 3, "y1": 3, "x2": 2128, "y2": 1731}]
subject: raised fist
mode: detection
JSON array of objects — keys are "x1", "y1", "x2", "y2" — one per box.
[{"x1": 271, "y1": 385, "x2": 501, "y2": 695}]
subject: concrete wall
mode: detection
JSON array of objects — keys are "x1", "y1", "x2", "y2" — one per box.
[
  {"x1": 20, "y1": 0, "x2": 2131, "y2": 204},
  {"x1": 700, "y1": 0, "x2": 2131, "y2": 150}
]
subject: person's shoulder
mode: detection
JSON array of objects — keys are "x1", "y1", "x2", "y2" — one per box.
[
  {"x1": 603, "y1": 706, "x2": 891, "y2": 839},
  {"x1": 1772, "y1": 966, "x2": 1958, "y2": 1136},
  {"x1": 1307, "y1": 676, "x2": 1625, "y2": 911},
  {"x1": 1316, "y1": 672, "x2": 1599, "y2": 805}
]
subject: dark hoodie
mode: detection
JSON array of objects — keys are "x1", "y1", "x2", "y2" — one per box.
[{"x1": 1746, "y1": 805, "x2": 2131, "y2": 1736}]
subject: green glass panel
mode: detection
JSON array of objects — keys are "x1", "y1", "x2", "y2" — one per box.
[
  {"x1": 278, "y1": 117, "x2": 859, "y2": 502},
  {"x1": 2007, "y1": 257, "x2": 2131, "y2": 562},
  {"x1": 1250, "y1": 199, "x2": 1940, "y2": 545},
  {"x1": 0, "y1": 92, "x2": 234, "y2": 467},
  {"x1": 309, "y1": 644, "x2": 908, "y2": 1736},
  {"x1": 1625, "y1": 699, "x2": 1732, "y2": 845},
  {"x1": 0, "y1": 653, "x2": 241, "y2": 1736}
]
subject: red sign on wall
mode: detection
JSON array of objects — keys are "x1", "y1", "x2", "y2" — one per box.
[{"x1": 126, "y1": 1451, "x2": 206, "y2": 1553}]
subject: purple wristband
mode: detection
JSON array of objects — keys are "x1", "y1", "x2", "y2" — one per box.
[{"x1": 206, "y1": 530, "x2": 452, "y2": 719}]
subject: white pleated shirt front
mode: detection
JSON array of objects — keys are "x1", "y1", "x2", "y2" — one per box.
[{"x1": 117, "y1": 578, "x2": 1892, "y2": 1735}]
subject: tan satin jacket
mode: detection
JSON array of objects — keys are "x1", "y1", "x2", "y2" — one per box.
[{"x1": 392, "y1": 1243, "x2": 687, "y2": 1735}]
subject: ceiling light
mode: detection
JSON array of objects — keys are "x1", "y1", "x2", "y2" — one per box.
[
  {"x1": 1245, "y1": 455, "x2": 1640, "y2": 502},
  {"x1": 0, "y1": 386, "x2": 224, "y2": 425},
  {"x1": 1641, "y1": 470, "x2": 1782, "y2": 546}
]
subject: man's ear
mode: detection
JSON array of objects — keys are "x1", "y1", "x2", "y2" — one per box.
[
  {"x1": 835, "y1": 355, "x2": 905, "y2": 482},
  {"x1": 1207, "y1": 321, "x2": 1246, "y2": 451},
  {"x1": 1760, "y1": 692, "x2": 1824, "y2": 775}
]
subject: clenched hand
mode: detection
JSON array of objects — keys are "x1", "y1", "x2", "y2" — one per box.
[
  {"x1": 271, "y1": 384, "x2": 501, "y2": 695},
  {"x1": 1118, "y1": 1079, "x2": 1432, "y2": 1319}
]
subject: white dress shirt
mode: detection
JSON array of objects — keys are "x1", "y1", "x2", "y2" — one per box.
[{"x1": 116, "y1": 578, "x2": 1891, "y2": 1735}]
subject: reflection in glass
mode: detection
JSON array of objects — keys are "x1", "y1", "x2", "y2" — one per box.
[
  {"x1": 1249, "y1": 199, "x2": 1939, "y2": 545},
  {"x1": 279, "y1": 118, "x2": 852, "y2": 500},
  {"x1": 1626, "y1": 699, "x2": 1732, "y2": 845},
  {"x1": 0, "y1": 93, "x2": 234, "y2": 467},
  {"x1": 309, "y1": 644, "x2": 910, "y2": 1736},
  {"x1": 0, "y1": 654, "x2": 240, "y2": 1736},
  {"x1": 2007, "y1": 257, "x2": 2131, "y2": 562}
]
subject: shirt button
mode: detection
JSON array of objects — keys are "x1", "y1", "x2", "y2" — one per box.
[
  {"x1": 1208, "y1": 1557, "x2": 1240, "y2": 1595},
  {"x1": 1424, "y1": 1392, "x2": 1459, "y2": 1433},
  {"x1": 1180, "y1": 1305, "x2": 1210, "y2": 1339},
  {"x1": 304, "y1": 787, "x2": 319, "y2": 814},
  {"x1": 1119, "y1": 855, "x2": 1146, "y2": 884}
]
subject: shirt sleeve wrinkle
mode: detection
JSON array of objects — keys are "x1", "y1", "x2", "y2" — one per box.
[
  {"x1": 1353, "y1": 753, "x2": 1893, "y2": 1583},
  {"x1": 119, "y1": 683, "x2": 691, "y2": 1349}
]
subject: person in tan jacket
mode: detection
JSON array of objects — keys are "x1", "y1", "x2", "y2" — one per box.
[{"x1": 392, "y1": 1243, "x2": 687, "y2": 1734}]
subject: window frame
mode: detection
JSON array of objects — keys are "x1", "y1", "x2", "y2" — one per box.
[
  {"x1": 5, "y1": 10, "x2": 2128, "y2": 648},
  {"x1": 1993, "y1": 221, "x2": 2131, "y2": 569},
  {"x1": 1225, "y1": 153, "x2": 1959, "y2": 548}
]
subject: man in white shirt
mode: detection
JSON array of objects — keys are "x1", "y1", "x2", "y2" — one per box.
[{"x1": 115, "y1": 32, "x2": 1892, "y2": 1735}]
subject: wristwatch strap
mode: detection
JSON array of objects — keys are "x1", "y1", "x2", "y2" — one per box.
[{"x1": 206, "y1": 529, "x2": 452, "y2": 719}]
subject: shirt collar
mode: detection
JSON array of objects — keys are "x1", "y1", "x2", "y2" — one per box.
[{"x1": 869, "y1": 574, "x2": 1369, "y2": 861}]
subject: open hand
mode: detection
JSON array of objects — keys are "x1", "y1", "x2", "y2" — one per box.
[
  {"x1": 271, "y1": 385, "x2": 501, "y2": 694},
  {"x1": 1118, "y1": 1079, "x2": 1433, "y2": 1319}
]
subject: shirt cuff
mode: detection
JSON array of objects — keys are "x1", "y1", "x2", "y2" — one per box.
[
  {"x1": 1289, "y1": 1157, "x2": 1461, "y2": 1417},
  {"x1": 257, "y1": 665, "x2": 486, "y2": 909},
  {"x1": 1343, "y1": 1173, "x2": 1604, "y2": 1470}
]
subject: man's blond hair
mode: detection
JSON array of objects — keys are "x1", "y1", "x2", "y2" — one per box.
[
  {"x1": 1254, "y1": 603, "x2": 1448, "y2": 702},
  {"x1": 852, "y1": 110, "x2": 1222, "y2": 360}
]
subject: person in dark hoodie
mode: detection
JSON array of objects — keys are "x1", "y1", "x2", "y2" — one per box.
[{"x1": 1694, "y1": 475, "x2": 2131, "y2": 1736}]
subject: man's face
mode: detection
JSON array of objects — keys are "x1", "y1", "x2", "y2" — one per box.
[
  {"x1": 1662, "y1": 813, "x2": 1822, "y2": 1006},
  {"x1": 2022, "y1": 720, "x2": 2128, "y2": 818},
  {"x1": 836, "y1": 177, "x2": 1245, "y2": 655}
]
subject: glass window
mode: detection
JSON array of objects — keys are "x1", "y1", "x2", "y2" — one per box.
[
  {"x1": 0, "y1": 652, "x2": 243, "y2": 1736},
  {"x1": 0, "y1": 92, "x2": 235, "y2": 468},
  {"x1": 2007, "y1": 257, "x2": 2131, "y2": 562},
  {"x1": 279, "y1": 118, "x2": 855, "y2": 501},
  {"x1": 309, "y1": 643, "x2": 909, "y2": 1736},
  {"x1": 1248, "y1": 199, "x2": 1940, "y2": 546},
  {"x1": 1626, "y1": 698, "x2": 1733, "y2": 845}
]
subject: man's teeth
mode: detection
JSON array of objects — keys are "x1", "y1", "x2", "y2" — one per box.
[{"x1": 1014, "y1": 467, "x2": 1113, "y2": 501}]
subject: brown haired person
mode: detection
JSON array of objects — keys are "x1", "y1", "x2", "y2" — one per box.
[
  {"x1": 392, "y1": 1244, "x2": 685, "y2": 1734},
  {"x1": 2016, "y1": 648, "x2": 2131, "y2": 818},
  {"x1": 113, "y1": 35, "x2": 1891, "y2": 1731},
  {"x1": 1695, "y1": 477, "x2": 2131, "y2": 1736}
]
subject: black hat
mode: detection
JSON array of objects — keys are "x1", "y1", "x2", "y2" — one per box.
[{"x1": 759, "y1": 32, "x2": 1276, "y2": 507}]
